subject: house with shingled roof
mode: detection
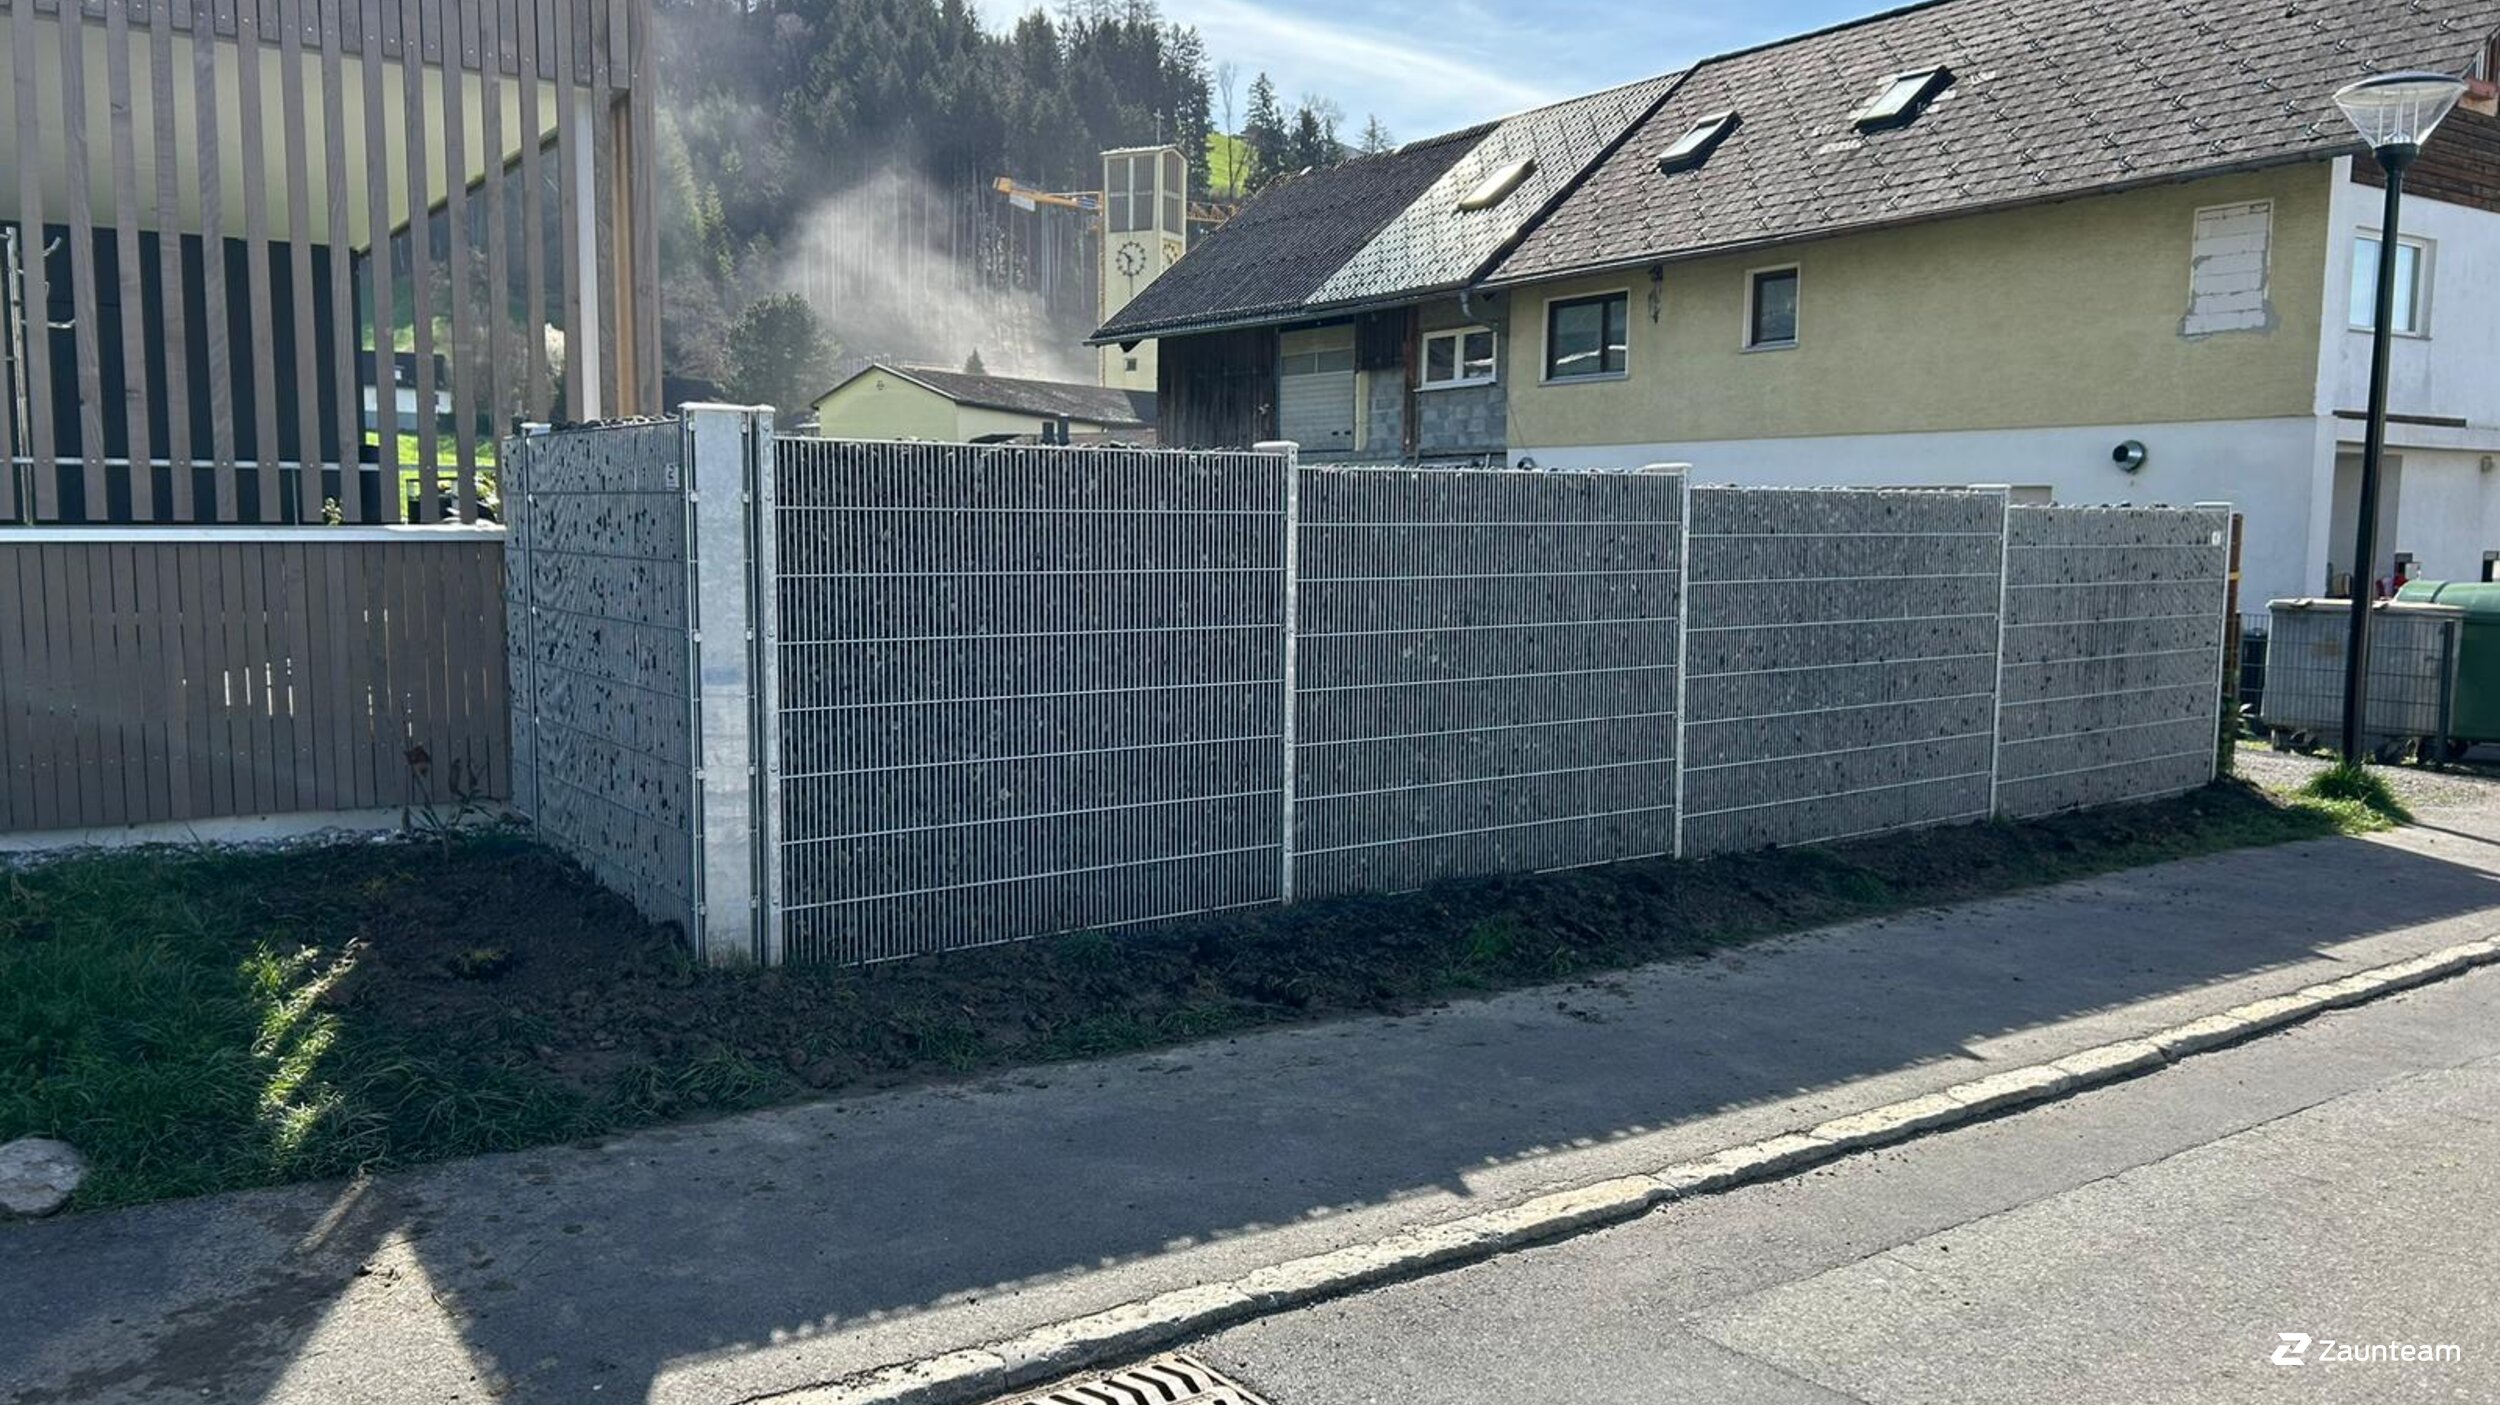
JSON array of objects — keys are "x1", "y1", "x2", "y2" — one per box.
[
  {"x1": 1094, "y1": 0, "x2": 2500, "y2": 607},
  {"x1": 810, "y1": 363, "x2": 1157, "y2": 445}
]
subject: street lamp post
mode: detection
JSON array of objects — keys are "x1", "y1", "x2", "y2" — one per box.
[{"x1": 2331, "y1": 71, "x2": 2469, "y2": 764}]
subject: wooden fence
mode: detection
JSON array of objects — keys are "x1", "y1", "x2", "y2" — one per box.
[
  {"x1": 1, "y1": 0, "x2": 659, "y2": 526},
  {"x1": 0, "y1": 527, "x2": 508, "y2": 833}
]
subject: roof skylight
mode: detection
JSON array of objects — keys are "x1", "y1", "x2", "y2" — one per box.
[
  {"x1": 1852, "y1": 67, "x2": 1953, "y2": 132},
  {"x1": 1657, "y1": 112, "x2": 1739, "y2": 174},
  {"x1": 1457, "y1": 158, "x2": 1537, "y2": 212}
]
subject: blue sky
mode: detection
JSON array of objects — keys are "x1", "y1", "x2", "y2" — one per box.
[{"x1": 985, "y1": 0, "x2": 1886, "y2": 142}]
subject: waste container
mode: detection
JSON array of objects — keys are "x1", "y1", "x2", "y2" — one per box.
[
  {"x1": 2394, "y1": 580, "x2": 2500, "y2": 753},
  {"x1": 2259, "y1": 598, "x2": 2461, "y2": 760}
]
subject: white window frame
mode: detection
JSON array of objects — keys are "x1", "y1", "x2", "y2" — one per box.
[
  {"x1": 1419, "y1": 325, "x2": 1499, "y2": 390},
  {"x1": 1744, "y1": 263, "x2": 1801, "y2": 351},
  {"x1": 1540, "y1": 289, "x2": 1631, "y2": 385},
  {"x1": 2349, "y1": 231, "x2": 2432, "y2": 339}
]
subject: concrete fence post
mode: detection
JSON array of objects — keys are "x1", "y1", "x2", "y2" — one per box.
[
  {"x1": 682, "y1": 404, "x2": 775, "y2": 965},
  {"x1": 1257, "y1": 439, "x2": 1301, "y2": 904},
  {"x1": 1972, "y1": 484, "x2": 2015, "y2": 819}
]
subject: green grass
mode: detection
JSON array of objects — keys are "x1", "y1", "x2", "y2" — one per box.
[
  {"x1": 1206, "y1": 132, "x2": 1250, "y2": 198},
  {"x1": 1, "y1": 780, "x2": 2399, "y2": 1213},
  {"x1": 2293, "y1": 761, "x2": 2415, "y2": 831}
]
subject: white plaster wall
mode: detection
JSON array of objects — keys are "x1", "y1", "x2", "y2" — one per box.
[
  {"x1": 1523, "y1": 416, "x2": 2326, "y2": 606},
  {"x1": 2324, "y1": 182, "x2": 2500, "y2": 445},
  {"x1": 2384, "y1": 448, "x2": 2500, "y2": 586}
]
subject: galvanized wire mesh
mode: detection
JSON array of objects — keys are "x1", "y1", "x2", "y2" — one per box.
[
  {"x1": 771, "y1": 441, "x2": 1291, "y2": 963},
  {"x1": 1679, "y1": 487, "x2": 2008, "y2": 855},
  {"x1": 1996, "y1": 506, "x2": 2230, "y2": 817},
  {"x1": 1292, "y1": 467, "x2": 1683, "y2": 897}
]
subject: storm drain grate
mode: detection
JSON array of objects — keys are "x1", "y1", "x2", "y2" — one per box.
[{"x1": 997, "y1": 1352, "x2": 1274, "y2": 1405}]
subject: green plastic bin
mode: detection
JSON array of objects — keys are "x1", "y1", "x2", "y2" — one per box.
[{"x1": 2395, "y1": 580, "x2": 2500, "y2": 745}]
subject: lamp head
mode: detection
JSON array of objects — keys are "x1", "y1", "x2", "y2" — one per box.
[{"x1": 2333, "y1": 71, "x2": 2471, "y2": 158}]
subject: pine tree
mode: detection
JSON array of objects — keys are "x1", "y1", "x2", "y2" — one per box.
[
  {"x1": 1242, "y1": 72, "x2": 1288, "y2": 189},
  {"x1": 963, "y1": 348, "x2": 987, "y2": 375},
  {"x1": 1357, "y1": 114, "x2": 1394, "y2": 155}
]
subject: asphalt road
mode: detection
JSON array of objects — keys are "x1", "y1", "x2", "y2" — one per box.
[{"x1": 1193, "y1": 965, "x2": 2500, "y2": 1405}]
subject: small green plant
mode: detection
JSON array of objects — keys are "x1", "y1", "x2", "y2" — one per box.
[
  {"x1": 2295, "y1": 762, "x2": 2413, "y2": 831},
  {"x1": 402, "y1": 743, "x2": 492, "y2": 857}
]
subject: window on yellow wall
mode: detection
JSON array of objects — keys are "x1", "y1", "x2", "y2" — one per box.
[
  {"x1": 1545, "y1": 294, "x2": 1627, "y2": 380},
  {"x1": 1747, "y1": 268, "x2": 1799, "y2": 349}
]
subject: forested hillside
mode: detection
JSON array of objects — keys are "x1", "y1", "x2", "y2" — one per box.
[{"x1": 650, "y1": 0, "x2": 1377, "y2": 397}]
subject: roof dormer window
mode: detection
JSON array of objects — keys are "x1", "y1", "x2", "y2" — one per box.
[
  {"x1": 1457, "y1": 158, "x2": 1537, "y2": 212},
  {"x1": 1656, "y1": 111, "x2": 1739, "y2": 174},
  {"x1": 1852, "y1": 67, "x2": 1953, "y2": 132}
]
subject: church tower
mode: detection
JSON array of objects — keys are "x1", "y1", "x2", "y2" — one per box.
[{"x1": 1098, "y1": 146, "x2": 1187, "y2": 391}]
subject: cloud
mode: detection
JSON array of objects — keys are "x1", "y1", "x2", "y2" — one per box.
[{"x1": 1174, "y1": 0, "x2": 1562, "y2": 134}]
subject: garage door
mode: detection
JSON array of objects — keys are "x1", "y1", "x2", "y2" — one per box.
[{"x1": 1279, "y1": 325, "x2": 1356, "y2": 458}]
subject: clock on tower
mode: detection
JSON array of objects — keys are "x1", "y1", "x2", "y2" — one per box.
[{"x1": 1097, "y1": 146, "x2": 1189, "y2": 392}]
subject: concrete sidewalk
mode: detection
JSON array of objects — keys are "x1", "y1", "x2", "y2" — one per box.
[{"x1": 11, "y1": 810, "x2": 2500, "y2": 1405}]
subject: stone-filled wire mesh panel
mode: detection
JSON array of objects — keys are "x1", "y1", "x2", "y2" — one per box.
[
  {"x1": 1996, "y1": 506, "x2": 2228, "y2": 818},
  {"x1": 1680, "y1": 487, "x2": 2007, "y2": 856},
  {"x1": 1293, "y1": 468, "x2": 1683, "y2": 898},
  {"x1": 773, "y1": 441, "x2": 1291, "y2": 964},
  {"x1": 504, "y1": 421, "x2": 696, "y2": 935}
]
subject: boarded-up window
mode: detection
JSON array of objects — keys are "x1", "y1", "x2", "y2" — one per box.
[{"x1": 2183, "y1": 201, "x2": 2272, "y2": 337}]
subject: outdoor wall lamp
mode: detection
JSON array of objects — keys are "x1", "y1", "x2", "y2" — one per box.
[
  {"x1": 2331, "y1": 69, "x2": 2470, "y2": 764},
  {"x1": 2112, "y1": 440, "x2": 2148, "y2": 473}
]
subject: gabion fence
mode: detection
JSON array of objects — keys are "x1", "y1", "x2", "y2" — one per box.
[{"x1": 506, "y1": 411, "x2": 2231, "y2": 965}]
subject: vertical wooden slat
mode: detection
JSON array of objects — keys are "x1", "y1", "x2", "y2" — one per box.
[
  {"x1": 321, "y1": 543, "x2": 355, "y2": 806},
  {"x1": 358, "y1": 0, "x2": 396, "y2": 521},
  {"x1": 35, "y1": 547, "x2": 71, "y2": 822},
  {"x1": 281, "y1": 541, "x2": 316, "y2": 810},
  {"x1": 148, "y1": 1, "x2": 195, "y2": 520},
  {"x1": 480, "y1": 0, "x2": 509, "y2": 455},
  {"x1": 76, "y1": 541, "x2": 106, "y2": 824},
  {"x1": 179, "y1": 542, "x2": 214, "y2": 818},
  {"x1": 203, "y1": 544, "x2": 236, "y2": 816},
  {"x1": 517, "y1": 0, "x2": 546, "y2": 421},
  {"x1": 160, "y1": 537, "x2": 193, "y2": 820},
  {"x1": 317, "y1": 0, "x2": 358, "y2": 521},
  {"x1": 12, "y1": 8, "x2": 57, "y2": 519},
  {"x1": 107, "y1": 0, "x2": 157, "y2": 521},
  {"x1": 381, "y1": 537, "x2": 410, "y2": 802},
  {"x1": 590, "y1": 0, "x2": 616, "y2": 419},
  {"x1": 278, "y1": 0, "x2": 325, "y2": 524},
  {"x1": 629, "y1": 0, "x2": 658, "y2": 414},
  {"x1": 233, "y1": 2, "x2": 282, "y2": 519},
  {"x1": 239, "y1": 536, "x2": 275, "y2": 814},
  {"x1": 444, "y1": 0, "x2": 478, "y2": 520},
  {"x1": 0, "y1": 550, "x2": 30, "y2": 828},
  {"x1": 194, "y1": 0, "x2": 238, "y2": 519},
  {"x1": 103, "y1": 541, "x2": 136, "y2": 823},
  {"x1": 399, "y1": 0, "x2": 439, "y2": 522},
  {"x1": 347, "y1": 536, "x2": 380, "y2": 803},
  {"x1": 554, "y1": 0, "x2": 583, "y2": 422},
  {"x1": 57, "y1": 1, "x2": 107, "y2": 522},
  {"x1": 58, "y1": 546, "x2": 99, "y2": 824},
  {"x1": 124, "y1": 544, "x2": 157, "y2": 821}
]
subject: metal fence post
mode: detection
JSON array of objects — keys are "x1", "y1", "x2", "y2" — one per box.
[
  {"x1": 1974, "y1": 484, "x2": 2014, "y2": 819},
  {"x1": 682, "y1": 404, "x2": 773, "y2": 965},
  {"x1": 1669, "y1": 471, "x2": 1693, "y2": 861},
  {"x1": 1260, "y1": 439, "x2": 1301, "y2": 904}
]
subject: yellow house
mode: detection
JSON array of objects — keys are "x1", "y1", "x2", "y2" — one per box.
[
  {"x1": 1100, "y1": 0, "x2": 2500, "y2": 608},
  {"x1": 809, "y1": 363, "x2": 1156, "y2": 443}
]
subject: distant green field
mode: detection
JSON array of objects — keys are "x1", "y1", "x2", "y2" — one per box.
[{"x1": 1206, "y1": 131, "x2": 1249, "y2": 197}]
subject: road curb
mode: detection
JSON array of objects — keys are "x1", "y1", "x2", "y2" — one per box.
[{"x1": 750, "y1": 937, "x2": 2499, "y2": 1405}]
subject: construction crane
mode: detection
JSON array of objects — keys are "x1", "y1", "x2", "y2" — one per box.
[{"x1": 991, "y1": 176, "x2": 1240, "y2": 230}]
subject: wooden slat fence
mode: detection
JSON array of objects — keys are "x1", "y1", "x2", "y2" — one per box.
[
  {"x1": 0, "y1": 527, "x2": 509, "y2": 832},
  {"x1": 2, "y1": 0, "x2": 658, "y2": 527}
]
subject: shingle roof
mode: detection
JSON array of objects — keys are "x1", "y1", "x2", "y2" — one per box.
[
  {"x1": 1493, "y1": 0, "x2": 2500, "y2": 285},
  {"x1": 1308, "y1": 74, "x2": 1679, "y2": 306},
  {"x1": 1094, "y1": 125, "x2": 1494, "y2": 343},
  {"x1": 829, "y1": 365, "x2": 1155, "y2": 426}
]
